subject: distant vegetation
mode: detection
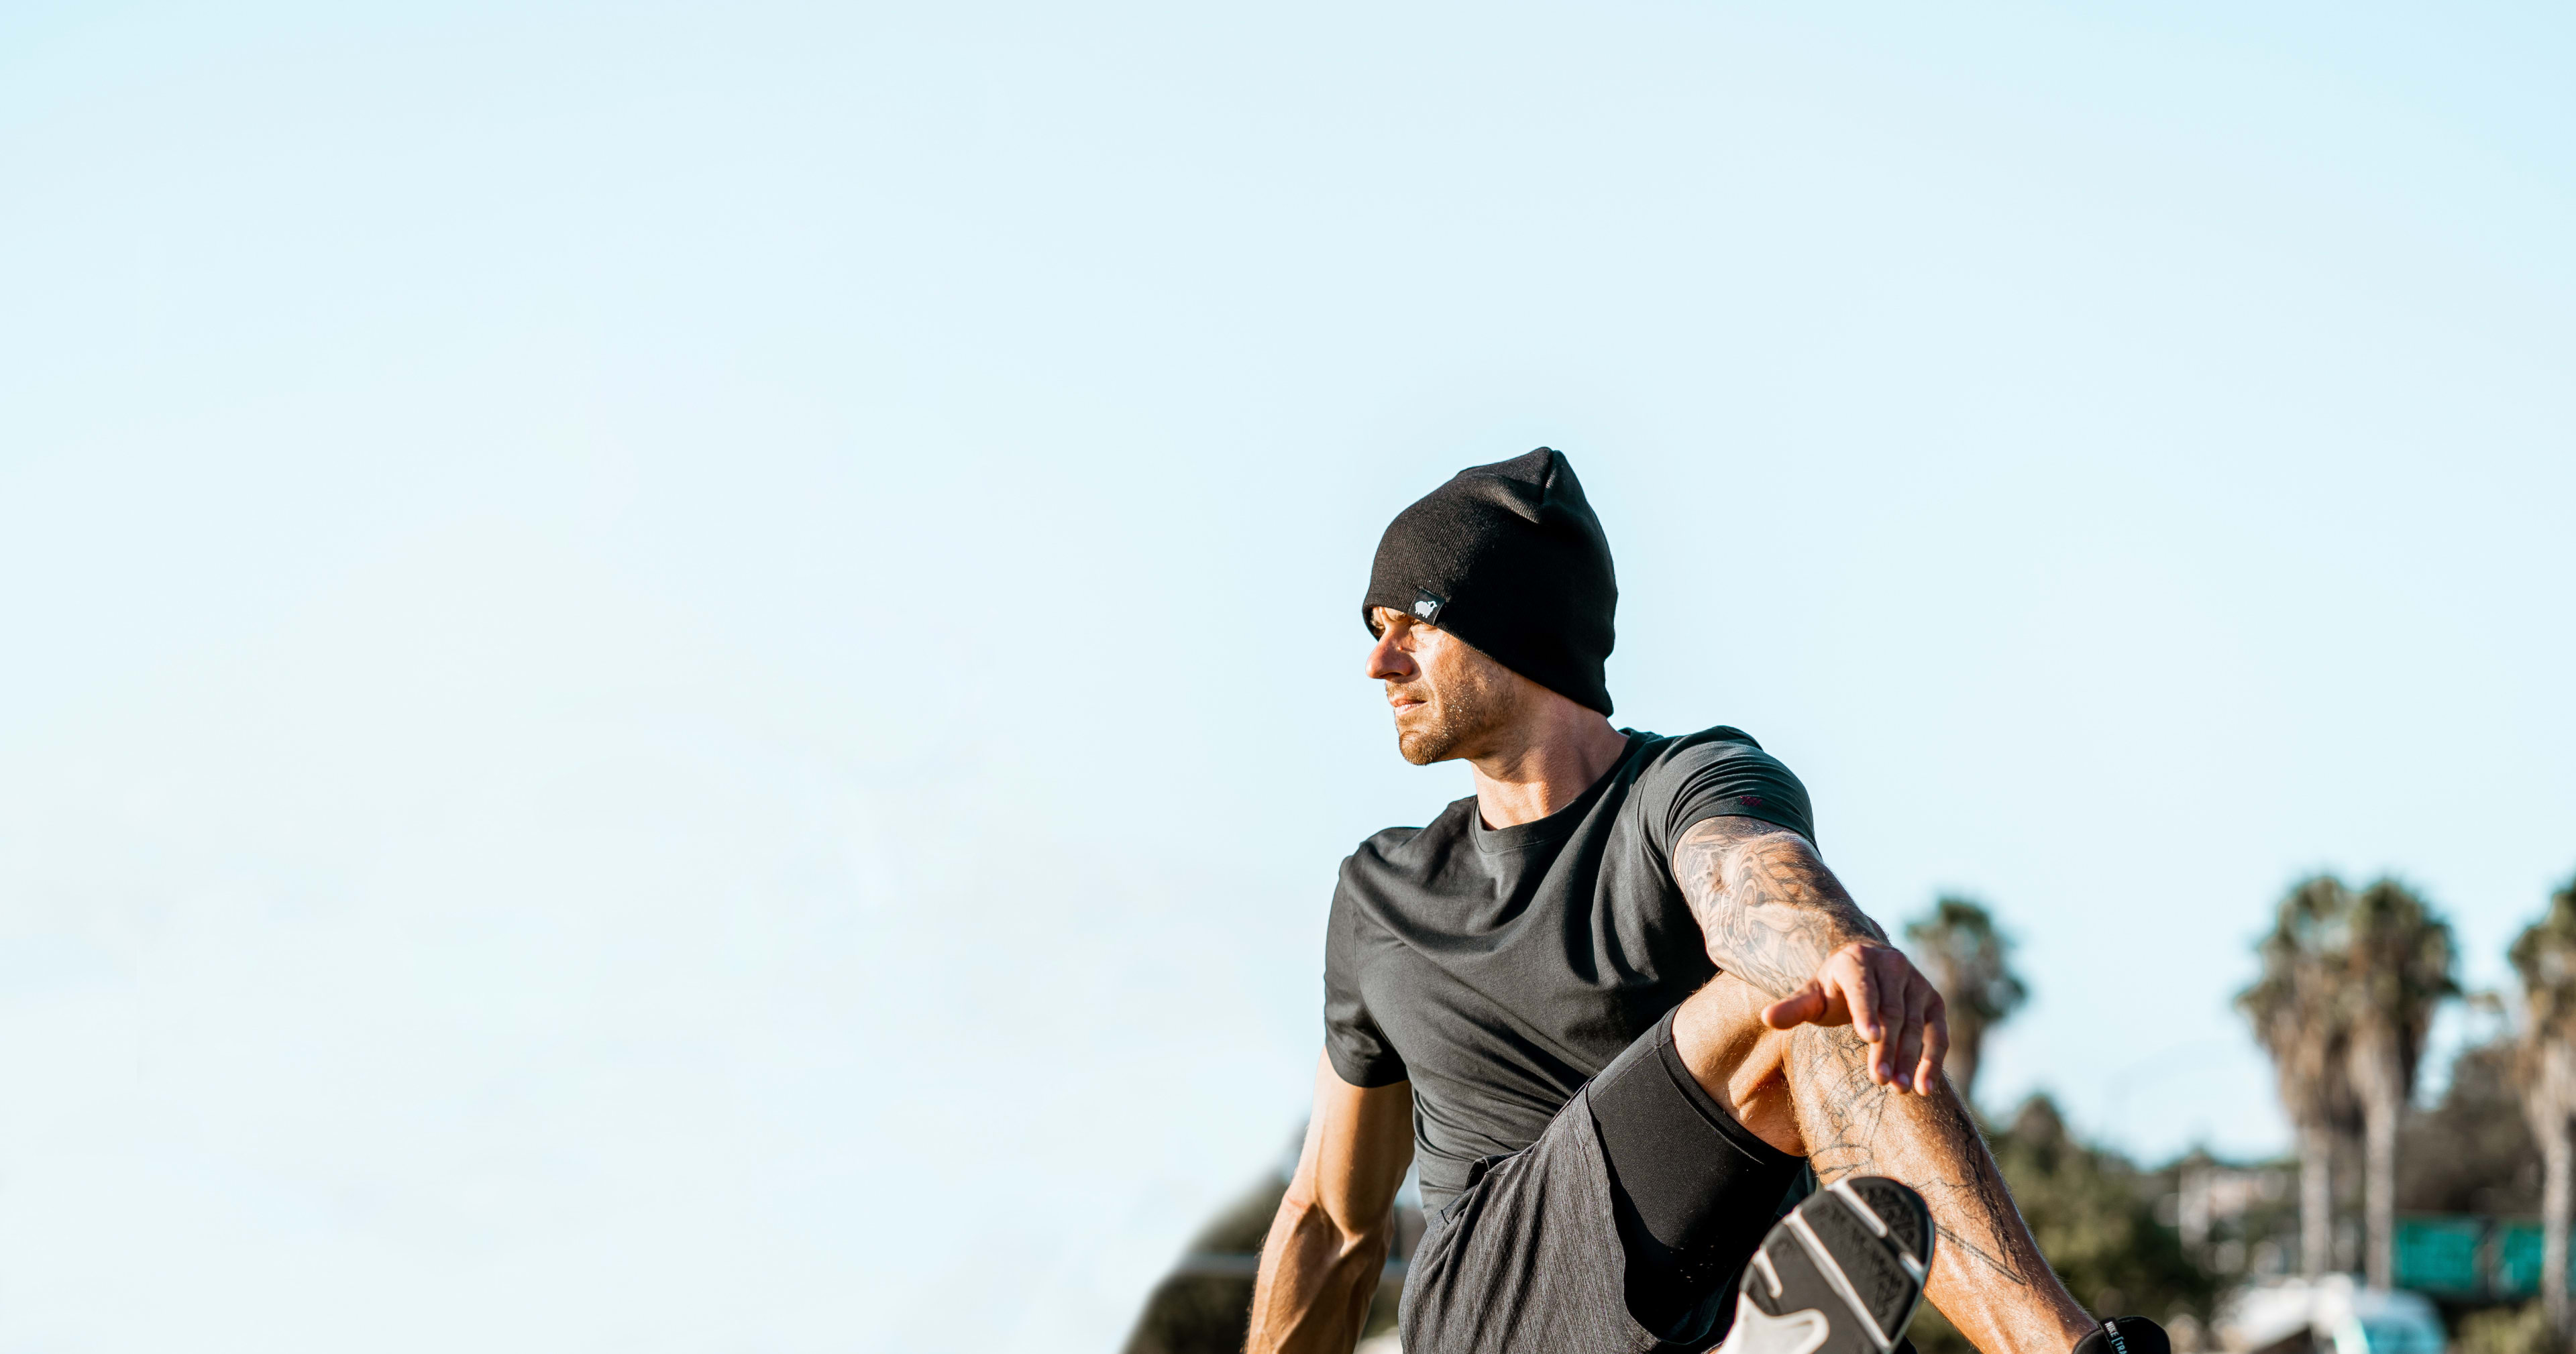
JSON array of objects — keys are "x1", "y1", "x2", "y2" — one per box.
[
  {"x1": 1905, "y1": 897, "x2": 2027, "y2": 1109},
  {"x1": 1130, "y1": 870, "x2": 2576, "y2": 1354}
]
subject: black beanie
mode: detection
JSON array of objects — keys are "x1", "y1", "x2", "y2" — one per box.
[{"x1": 1362, "y1": 448, "x2": 1617, "y2": 715}]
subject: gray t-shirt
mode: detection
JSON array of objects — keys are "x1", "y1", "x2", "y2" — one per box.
[{"x1": 1323, "y1": 726, "x2": 1816, "y2": 1214}]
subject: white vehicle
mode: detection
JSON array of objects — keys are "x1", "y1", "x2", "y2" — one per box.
[{"x1": 2216, "y1": 1274, "x2": 2448, "y2": 1354}]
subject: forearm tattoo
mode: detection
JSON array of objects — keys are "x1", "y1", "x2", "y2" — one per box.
[{"x1": 1669, "y1": 815, "x2": 1888, "y2": 999}]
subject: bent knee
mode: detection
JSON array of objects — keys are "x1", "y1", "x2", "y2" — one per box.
[{"x1": 1670, "y1": 978, "x2": 1804, "y2": 1154}]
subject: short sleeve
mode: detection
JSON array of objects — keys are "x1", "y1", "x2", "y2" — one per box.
[
  {"x1": 1635, "y1": 727, "x2": 1817, "y2": 862},
  {"x1": 1322, "y1": 868, "x2": 1408, "y2": 1088}
]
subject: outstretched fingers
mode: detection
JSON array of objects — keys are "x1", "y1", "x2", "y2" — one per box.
[
  {"x1": 1825, "y1": 946, "x2": 1902, "y2": 1085},
  {"x1": 1873, "y1": 950, "x2": 1949, "y2": 1095},
  {"x1": 1823, "y1": 949, "x2": 1877, "y2": 1039},
  {"x1": 1760, "y1": 941, "x2": 1951, "y2": 1096},
  {"x1": 1888, "y1": 976, "x2": 1946, "y2": 1093},
  {"x1": 1870, "y1": 946, "x2": 1908, "y2": 1055}
]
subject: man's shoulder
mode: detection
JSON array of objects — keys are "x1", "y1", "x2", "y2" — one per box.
[
  {"x1": 1340, "y1": 796, "x2": 1475, "y2": 877},
  {"x1": 1628, "y1": 724, "x2": 1774, "y2": 771},
  {"x1": 1625, "y1": 722, "x2": 1816, "y2": 843}
]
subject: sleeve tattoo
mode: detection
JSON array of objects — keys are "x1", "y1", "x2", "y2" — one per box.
[{"x1": 1668, "y1": 815, "x2": 1888, "y2": 998}]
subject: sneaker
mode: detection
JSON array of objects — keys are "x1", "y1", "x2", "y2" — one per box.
[{"x1": 1719, "y1": 1176, "x2": 1933, "y2": 1354}]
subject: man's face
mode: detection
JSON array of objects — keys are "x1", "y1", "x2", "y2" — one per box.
[{"x1": 1364, "y1": 608, "x2": 1521, "y2": 765}]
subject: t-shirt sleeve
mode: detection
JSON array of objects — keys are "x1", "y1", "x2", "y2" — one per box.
[
  {"x1": 1638, "y1": 730, "x2": 1818, "y2": 863},
  {"x1": 1322, "y1": 866, "x2": 1408, "y2": 1089}
]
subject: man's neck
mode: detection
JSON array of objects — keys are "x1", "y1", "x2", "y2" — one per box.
[{"x1": 1466, "y1": 713, "x2": 1630, "y2": 828}]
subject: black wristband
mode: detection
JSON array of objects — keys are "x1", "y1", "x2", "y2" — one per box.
[{"x1": 2074, "y1": 1316, "x2": 2172, "y2": 1354}]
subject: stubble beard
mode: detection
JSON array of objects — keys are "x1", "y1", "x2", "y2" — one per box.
[{"x1": 1390, "y1": 671, "x2": 1507, "y2": 766}]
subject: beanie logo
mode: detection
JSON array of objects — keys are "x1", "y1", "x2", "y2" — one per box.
[{"x1": 1411, "y1": 589, "x2": 1446, "y2": 625}]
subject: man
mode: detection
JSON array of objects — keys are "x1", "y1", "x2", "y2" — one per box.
[{"x1": 1245, "y1": 451, "x2": 2169, "y2": 1354}]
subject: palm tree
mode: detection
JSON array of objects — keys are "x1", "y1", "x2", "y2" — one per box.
[
  {"x1": 2510, "y1": 875, "x2": 2576, "y2": 1333},
  {"x1": 2337, "y1": 878, "x2": 2455, "y2": 1290},
  {"x1": 1904, "y1": 896, "x2": 2027, "y2": 1111},
  {"x1": 2240, "y1": 875, "x2": 2360, "y2": 1278}
]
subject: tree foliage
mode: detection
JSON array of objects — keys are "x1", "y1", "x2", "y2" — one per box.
[
  {"x1": 2341, "y1": 878, "x2": 2456, "y2": 1105},
  {"x1": 2511, "y1": 874, "x2": 2576, "y2": 1331},
  {"x1": 1911, "y1": 1096, "x2": 2211, "y2": 1354},
  {"x1": 2239, "y1": 877, "x2": 2363, "y2": 1139},
  {"x1": 2457, "y1": 1302, "x2": 2576, "y2": 1354},
  {"x1": 2400, "y1": 1039, "x2": 2542, "y2": 1215},
  {"x1": 1989, "y1": 1097, "x2": 2212, "y2": 1321},
  {"x1": 1905, "y1": 896, "x2": 2027, "y2": 1109},
  {"x1": 2241, "y1": 875, "x2": 2365, "y2": 1276},
  {"x1": 2510, "y1": 878, "x2": 2576, "y2": 1054},
  {"x1": 2237, "y1": 874, "x2": 2456, "y2": 1284},
  {"x1": 2340, "y1": 877, "x2": 2457, "y2": 1287}
]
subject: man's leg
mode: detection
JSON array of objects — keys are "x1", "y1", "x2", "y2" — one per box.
[
  {"x1": 1585, "y1": 1009, "x2": 1808, "y2": 1342},
  {"x1": 1669, "y1": 976, "x2": 2102, "y2": 1354}
]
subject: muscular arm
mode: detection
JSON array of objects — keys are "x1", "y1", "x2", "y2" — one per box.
[
  {"x1": 1245, "y1": 1056, "x2": 1415, "y2": 1354},
  {"x1": 1672, "y1": 815, "x2": 1947, "y2": 1092}
]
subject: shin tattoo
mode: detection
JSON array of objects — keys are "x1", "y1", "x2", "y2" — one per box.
[{"x1": 1784, "y1": 1024, "x2": 2092, "y2": 1354}]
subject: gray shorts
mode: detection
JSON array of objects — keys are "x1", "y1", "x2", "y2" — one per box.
[
  {"x1": 1397, "y1": 1012, "x2": 1813, "y2": 1354},
  {"x1": 1399, "y1": 1079, "x2": 1690, "y2": 1354}
]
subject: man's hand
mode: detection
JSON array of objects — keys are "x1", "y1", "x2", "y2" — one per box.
[
  {"x1": 1671, "y1": 815, "x2": 1951, "y2": 1096},
  {"x1": 1759, "y1": 939, "x2": 1949, "y2": 1095}
]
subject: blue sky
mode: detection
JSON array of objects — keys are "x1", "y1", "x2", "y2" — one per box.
[{"x1": 3, "y1": 3, "x2": 2571, "y2": 1350}]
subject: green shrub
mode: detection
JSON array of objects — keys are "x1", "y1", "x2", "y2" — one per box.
[{"x1": 2457, "y1": 1304, "x2": 2572, "y2": 1354}]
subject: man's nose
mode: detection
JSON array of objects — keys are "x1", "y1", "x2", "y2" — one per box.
[{"x1": 1364, "y1": 631, "x2": 1414, "y2": 681}]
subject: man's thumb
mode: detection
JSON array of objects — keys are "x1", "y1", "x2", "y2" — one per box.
[{"x1": 1761, "y1": 982, "x2": 1827, "y2": 1030}]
